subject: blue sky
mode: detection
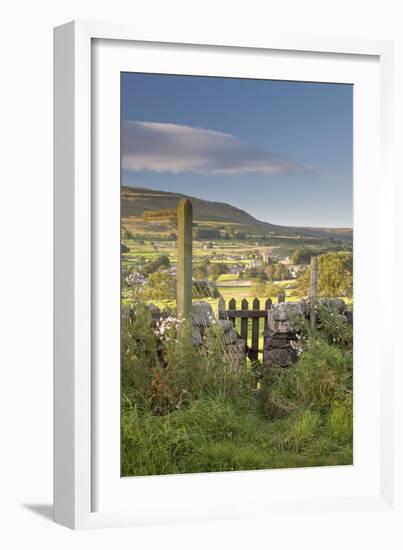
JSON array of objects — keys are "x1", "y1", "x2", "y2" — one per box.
[{"x1": 121, "y1": 73, "x2": 352, "y2": 228}]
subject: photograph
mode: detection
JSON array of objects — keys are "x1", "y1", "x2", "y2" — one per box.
[{"x1": 120, "y1": 72, "x2": 353, "y2": 477}]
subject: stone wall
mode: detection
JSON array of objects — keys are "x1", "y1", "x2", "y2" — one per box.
[
  {"x1": 263, "y1": 301, "x2": 308, "y2": 368},
  {"x1": 136, "y1": 297, "x2": 352, "y2": 371},
  {"x1": 263, "y1": 298, "x2": 351, "y2": 369},
  {"x1": 191, "y1": 302, "x2": 246, "y2": 368},
  {"x1": 144, "y1": 301, "x2": 246, "y2": 369}
]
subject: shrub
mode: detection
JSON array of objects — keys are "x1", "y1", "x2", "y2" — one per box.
[
  {"x1": 143, "y1": 271, "x2": 176, "y2": 301},
  {"x1": 121, "y1": 303, "x2": 159, "y2": 410},
  {"x1": 316, "y1": 304, "x2": 353, "y2": 350},
  {"x1": 143, "y1": 254, "x2": 171, "y2": 275}
]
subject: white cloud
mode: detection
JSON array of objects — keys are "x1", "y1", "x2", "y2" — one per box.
[{"x1": 122, "y1": 121, "x2": 308, "y2": 175}]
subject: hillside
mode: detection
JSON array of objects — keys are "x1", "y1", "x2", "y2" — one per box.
[{"x1": 122, "y1": 186, "x2": 353, "y2": 243}]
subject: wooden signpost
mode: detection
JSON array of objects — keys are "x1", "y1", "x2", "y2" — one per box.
[{"x1": 143, "y1": 199, "x2": 193, "y2": 320}]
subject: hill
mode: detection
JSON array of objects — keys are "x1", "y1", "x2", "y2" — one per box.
[{"x1": 122, "y1": 186, "x2": 353, "y2": 243}]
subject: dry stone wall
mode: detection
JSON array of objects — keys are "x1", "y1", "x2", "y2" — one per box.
[
  {"x1": 144, "y1": 301, "x2": 246, "y2": 369},
  {"x1": 191, "y1": 302, "x2": 246, "y2": 368},
  {"x1": 263, "y1": 298, "x2": 352, "y2": 369}
]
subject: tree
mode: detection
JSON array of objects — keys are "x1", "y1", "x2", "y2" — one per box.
[
  {"x1": 207, "y1": 262, "x2": 229, "y2": 281},
  {"x1": 157, "y1": 254, "x2": 170, "y2": 268},
  {"x1": 274, "y1": 263, "x2": 289, "y2": 281},
  {"x1": 122, "y1": 227, "x2": 133, "y2": 240},
  {"x1": 296, "y1": 252, "x2": 353, "y2": 297},
  {"x1": 265, "y1": 282, "x2": 283, "y2": 297},
  {"x1": 193, "y1": 261, "x2": 208, "y2": 279},
  {"x1": 143, "y1": 272, "x2": 176, "y2": 301},
  {"x1": 143, "y1": 254, "x2": 170, "y2": 275},
  {"x1": 291, "y1": 247, "x2": 313, "y2": 265},
  {"x1": 251, "y1": 279, "x2": 267, "y2": 297},
  {"x1": 194, "y1": 228, "x2": 221, "y2": 240},
  {"x1": 235, "y1": 231, "x2": 247, "y2": 240},
  {"x1": 265, "y1": 262, "x2": 289, "y2": 281}
]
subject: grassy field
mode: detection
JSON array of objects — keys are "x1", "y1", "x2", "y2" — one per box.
[{"x1": 122, "y1": 237, "x2": 269, "y2": 268}]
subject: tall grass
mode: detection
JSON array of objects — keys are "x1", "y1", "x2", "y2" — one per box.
[{"x1": 121, "y1": 302, "x2": 353, "y2": 477}]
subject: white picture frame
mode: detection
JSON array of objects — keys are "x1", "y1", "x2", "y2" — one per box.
[{"x1": 54, "y1": 21, "x2": 400, "y2": 532}]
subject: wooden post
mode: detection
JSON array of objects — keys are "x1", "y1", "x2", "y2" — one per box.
[
  {"x1": 278, "y1": 291, "x2": 285, "y2": 303},
  {"x1": 176, "y1": 198, "x2": 193, "y2": 320},
  {"x1": 309, "y1": 256, "x2": 318, "y2": 329},
  {"x1": 143, "y1": 198, "x2": 193, "y2": 321},
  {"x1": 228, "y1": 298, "x2": 236, "y2": 327},
  {"x1": 264, "y1": 298, "x2": 272, "y2": 332},
  {"x1": 217, "y1": 298, "x2": 225, "y2": 320}
]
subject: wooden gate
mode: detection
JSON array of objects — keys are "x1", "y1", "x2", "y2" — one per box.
[{"x1": 217, "y1": 297, "x2": 272, "y2": 362}]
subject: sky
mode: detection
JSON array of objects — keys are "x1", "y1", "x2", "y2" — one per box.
[{"x1": 121, "y1": 73, "x2": 353, "y2": 228}]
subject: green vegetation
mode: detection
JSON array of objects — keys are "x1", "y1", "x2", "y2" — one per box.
[
  {"x1": 121, "y1": 304, "x2": 353, "y2": 476},
  {"x1": 143, "y1": 271, "x2": 176, "y2": 301},
  {"x1": 121, "y1": 188, "x2": 354, "y2": 476},
  {"x1": 291, "y1": 247, "x2": 314, "y2": 264},
  {"x1": 207, "y1": 262, "x2": 229, "y2": 281},
  {"x1": 297, "y1": 252, "x2": 353, "y2": 298},
  {"x1": 142, "y1": 254, "x2": 170, "y2": 275}
]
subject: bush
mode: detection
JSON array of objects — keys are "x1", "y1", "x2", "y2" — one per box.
[
  {"x1": 143, "y1": 271, "x2": 176, "y2": 301},
  {"x1": 316, "y1": 304, "x2": 353, "y2": 350},
  {"x1": 143, "y1": 254, "x2": 171, "y2": 275}
]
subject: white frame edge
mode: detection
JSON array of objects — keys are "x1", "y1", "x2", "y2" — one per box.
[
  {"x1": 54, "y1": 21, "x2": 92, "y2": 529},
  {"x1": 54, "y1": 20, "x2": 395, "y2": 530}
]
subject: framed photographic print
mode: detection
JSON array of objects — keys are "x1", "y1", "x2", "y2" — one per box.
[{"x1": 54, "y1": 21, "x2": 400, "y2": 532}]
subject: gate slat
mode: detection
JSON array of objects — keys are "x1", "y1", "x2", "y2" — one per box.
[
  {"x1": 240, "y1": 299, "x2": 248, "y2": 342},
  {"x1": 228, "y1": 298, "x2": 236, "y2": 327},
  {"x1": 251, "y1": 298, "x2": 260, "y2": 361},
  {"x1": 218, "y1": 298, "x2": 225, "y2": 320}
]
